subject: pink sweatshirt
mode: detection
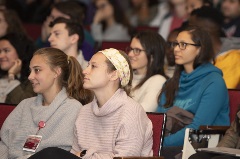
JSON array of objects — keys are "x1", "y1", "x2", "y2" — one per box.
[{"x1": 71, "y1": 89, "x2": 153, "y2": 159}]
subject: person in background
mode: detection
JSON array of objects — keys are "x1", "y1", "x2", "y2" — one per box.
[
  {"x1": 0, "y1": 33, "x2": 36, "y2": 104},
  {"x1": 126, "y1": 0, "x2": 159, "y2": 26},
  {"x1": 48, "y1": 17, "x2": 88, "y2": 69},
  {"x1": 0, "y1": 47, "x2": 93, "y2": 159},
  {"x1": 189, "y1": 6, "x2": 240, "y2": 89},
  {"x1": 28, "y1": 48, "x2": 153, "y2": 159},
  {"x1": 221, "y1": 0, "x2": 240, "y2": 37},
  {"x1": 91, "y1": 0, "x2": 132, "y2": 43},
  {"x1": 186, "y1": 0, "x2": 213, "y2": 17},
  {"x1": 0, "y1": 9, "x2": 27, "y2": 38},
  {"x1": 36, "y1": 1, "x2": 95, "y2": 61},
  {"x1": 157, "y1": 25, "x2": 230, "y2": 158},
  {"x1": 127, "y1": 30, "x2": 167, "y2": 112}
]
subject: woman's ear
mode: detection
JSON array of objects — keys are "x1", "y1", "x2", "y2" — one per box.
[
  {"x1": 109, "y1": 70, "x2": 119, "y2": 81},
  {"x1": 54, "y1": 67, "x2": 62, "y2": 78}
]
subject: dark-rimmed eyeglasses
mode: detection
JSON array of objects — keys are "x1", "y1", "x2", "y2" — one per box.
[
  {"x1": 172, "y1": 42, "x2": 201, "y2": 50},
  {"x1": 126, "y1": 47, "x2": 145, "y2": 56}
]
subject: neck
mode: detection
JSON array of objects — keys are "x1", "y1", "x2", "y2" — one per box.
[
  {"x1": 106, "y1": 16, "x2": 115, "y2": 27},
  {"x1": 135, "y1": 67, "x2": 147, "y2": 75},
  {"x1": 184, "y1": 64, "x2": 194, "y2": 74},
  {"x1": 65, "y1": 45, "x2": 79, "y2": 58},
  {"x1": 42, "y1": 86, "x2": 62, "y2": 106},
  {"x1": 94, "y1": 85, "x2": 119, "y2": 108}
]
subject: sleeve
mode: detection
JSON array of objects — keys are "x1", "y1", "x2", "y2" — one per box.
[
  {"x1": 82, "y1": 108, "x2": 153, "y2": 159},
  {"x1": 0, "y1": 100, "x2": 25, "y2": 158},
  {"x1": 90, "y1": 24, "x2": 103, "y2": 42},
  {"x1": 164, "y1": 79, "x2": 230, "y2": 146},
  {"x1": 70, "y1": 126, "x2": 81, "y2": 154},
  {"x1": 140, "y1": 76, "x2": 166, "y2": 112},
  {"x1": 217, "y1": 121, "x2": 239, "y2": 148}
]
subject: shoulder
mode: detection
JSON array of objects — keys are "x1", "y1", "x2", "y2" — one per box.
[
  {"x1": 63, "y1": 98, "x2": 83, "y2": 109},
  {"x1": 147, "y1": 74, "x2": 166, "y2": 82}
]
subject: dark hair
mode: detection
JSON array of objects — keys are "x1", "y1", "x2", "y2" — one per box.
[
  {"x1": 159, "y1": 25, "x2": 215, "y2": 108},
  {"x1": 53, "y1": 1, "x2": 86, "y2": 23},
  {"x1": 0, "y1": 9, "x2": 27, "y2": 37},
  {"x1": 105, "y1": 50, "x2": 133, "y2": 96},
  {"x1": 94, "y1": 0, "x2": 133, "y2": 35},
  {"x1": 132, "y1": 30, "x2": 168, "y2": 90},
  {"x1": 33, "y1": 48, "x2": 93, "y2": 104},
  {"x1": 49, "y1": 17, "x2": 84, "y2": 47},
  {"x1": 0, "y1": 33, "x2": 35, "y2": 82}
]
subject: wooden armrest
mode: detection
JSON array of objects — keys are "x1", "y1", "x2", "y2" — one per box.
[{"x1": 114, "y1": 157, "x2": 164, "y2": 159}]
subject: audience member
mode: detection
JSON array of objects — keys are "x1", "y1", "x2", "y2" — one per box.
[
  {"x1": 48, "y1": 17, "x2": 88, "y2": 69},
  {"x1": 126, "y1": 0, "x2": 159, "y2": 26},
  {"x1": 186, "y1": 0, "x2": 213, "y2": 17},
  {"x1": 0, "y1": 47, "x2": 93, "y2": 159},
  {"x1": 158, "y1": 0, "x2": 188, "y2": 39},
  {"x1": 221, "y1": 0, "x2": 240, "y2": 37},
  {"x1": 91, "y1": 0, "x2": 132, "y2": 43},
  {"x1": 189, "y1": 109, "x2": 240, "y2": 159},
  {"x1": 165, "y1": 28, "x2": 181, "y2": 78},
  {"x1": 189, "y1": 6, "x2": 240, "y2": 89},
  {"x1": 28, "y1": 48, "x2": 153, "y2": 159},
  {"x1": 157, "y1": 25, "x2": 229, "y2": 150},
  {"x1": 0, "y1": 9, "x2": 27, "y2": 38},
  {"x1": 36, "y1": 1, "x2": 95, "y2": 61},
  {"x1": 0, "y1": 33, "x2": 36, "y2": 104},
  {"x1": 127, "y1": 30, "x2": 167, "y2": 112}
]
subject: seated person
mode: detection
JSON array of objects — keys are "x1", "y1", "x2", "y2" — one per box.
[
  {"x1": 48, "y1": 17, "x2": 88, "y2": 69},
  {"x1": 157, "y1": 25, "x2": 229, "y2": 152},
  {"x1": 28, "y1": 48, "x2": 153, "y2": 159},
  {"x1": 127, "y1": 30, "x2": 167, "y2": 112},
  {"x1": 0, "y1": 48, "x2": 93, "y2": 159},
  {"x1": 0, "y1": 33, "x2": 36, "y2": 104}
]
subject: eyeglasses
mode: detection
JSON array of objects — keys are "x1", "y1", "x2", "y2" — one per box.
[
  {"x1": 126, "y1": 47, "x2": 145, "y2": 56},
  {"x1": 172, "y1": 42, "x2": 201, "y2": 50}
]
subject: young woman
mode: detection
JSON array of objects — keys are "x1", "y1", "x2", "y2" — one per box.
[
  {"x1": 0, "y1": 48, "x2": 93, "y2": 159},
  {"x1": 91, "y1": 0, "x2": 132, "y2": 43},
  {"x1": 127, "y1": 30, "x2": 167, "y2": 112},
  {"x1": 0, "y1": 33, "x2": 36, "y2": 104},
  {"x1": 157, "y1": 25, "x2": 230, "y2": 147},
  {"x1": 28, "y1": 48, "x2": 153, "y2": 159}
]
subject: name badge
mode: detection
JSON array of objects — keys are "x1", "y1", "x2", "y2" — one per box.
[{"x1": 23, "y1": 135, "x2": 42, "y2": 152}]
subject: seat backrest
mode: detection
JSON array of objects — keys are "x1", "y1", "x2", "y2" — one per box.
[
  {"x1": 135, "y1": 26, "x2": 159, "y2": 32},
  {"x1": 0, "y1": 103, "x2": 16, "y2": 129},
  {"x1": 228, "y1": 89, "x2": 240, "y2": 122},
  {"x1": 101, "y1": 41, "x2": 130, "y2": 51},
  {"x1": 147, "y1": 113, "x2": 166, "y2": 157}
]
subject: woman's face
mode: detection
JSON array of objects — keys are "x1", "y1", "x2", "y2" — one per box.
[
  {"x1": 28, "y1": 55, "x2": 60, "y2": 94},
  {"x1": 0, "y1": 40, "x2": 18, "y2": 71},
  {"x1": 82, "y1": 52, "x2": 117, "y2": 91},
  {"x1": 174, "y1": 31, "x2": 200, "y2": 72},
  {"x1": 128, "y1": 37, "x2": 148, "y2": 75},
  {"x1": 0, "y1": 12, "x2": 8, "y2": 37},
  {"x1": 95, "y1": 0, "x2": 114, "y2": 20}
]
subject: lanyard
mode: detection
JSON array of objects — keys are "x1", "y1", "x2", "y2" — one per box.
[{"x1": 36, "y1": 121, "x2": 46, "y2": 135}]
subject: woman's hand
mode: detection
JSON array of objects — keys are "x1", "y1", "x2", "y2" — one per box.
[
  {"x1": 8, "y1": 59, "x2": 22, "y2": 80},
  {"x1": 93, "y1": 10, "x2": 104, "y2": 24}
]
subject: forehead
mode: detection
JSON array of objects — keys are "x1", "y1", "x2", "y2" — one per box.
[
  {"x1": 0, "y1": 40, "x2": 12, "y2": 47},
  {"x1": 176, "y1": 31, "x2": 192, "y2": 41},
  {"x1": 30, "y1": 55, "x2": 47, "y2": 67},
  {"x1": 52, "y1": 23, "x2": 67, "y2": 31},
  {"x1": 90, "y1": 52, "x2": 108, "y2": 64}
]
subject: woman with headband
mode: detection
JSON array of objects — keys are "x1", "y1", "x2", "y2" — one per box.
[{"x1": 29, "y1": 48, "x2": 153, "y2": 159}]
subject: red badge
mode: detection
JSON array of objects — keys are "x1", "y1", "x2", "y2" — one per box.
[{"x1": 38, "y1": 121, "x2": 45, "y2": 129}]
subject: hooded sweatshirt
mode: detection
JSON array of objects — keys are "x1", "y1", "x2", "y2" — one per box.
[{"x1": 157, "y1": 63, "x2": 230, "y2": 146}]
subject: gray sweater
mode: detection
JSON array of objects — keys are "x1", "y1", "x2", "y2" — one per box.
[{"x1": 0, "y1": 88, "x2": 82, "y2": 159}]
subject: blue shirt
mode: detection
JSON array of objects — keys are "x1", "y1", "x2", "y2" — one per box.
[{"x1": 157, "y1": 63, "x2": 230, "y2": 146}]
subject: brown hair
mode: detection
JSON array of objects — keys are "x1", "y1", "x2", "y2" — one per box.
[
  {"x1": 33, "y1": 47, "x2": 93, "y2": 104},
  {"x1": 105, "y1": 50, "x2": 133, "y2": 96}
]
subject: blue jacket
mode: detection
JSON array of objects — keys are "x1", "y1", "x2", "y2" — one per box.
[{"x1": 157, "y1": 63, "x2": 230, "y2": 146}]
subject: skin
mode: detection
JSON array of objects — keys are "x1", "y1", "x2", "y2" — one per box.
[
  {"x1": 221, "y1": 0, "x2": 240, "y2": 21},
  {"x1": 48, "y1": 23, "x2": 79, "y2": 57},
  {"x1": 82, "y1": 52, "x2": 119, "y2": 107},
  {"x1": 0, "y1": 40, "x2": 19, "y2": 72},
  {"x1": 0, "y1": 12, "x2": 8, "y2": 37},
  {"x1": 93, "y1": 0, "x2": 115, "y2": 27},
  {"x1": 128, "y1": 37, "x2": 148, "y2": 75},
  {"x1": 28, "y1": 54, "x2": 62, "y2": 106},
  {"x1": 174, "y1": 31, "x2": 200, "y2": 73},
  {"x1": 170, "y1": 0, "x2": 188, "y2": 18}
]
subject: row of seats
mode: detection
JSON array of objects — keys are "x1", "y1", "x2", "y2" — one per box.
[{"x1": 0, "y1": 89, "x2": 239, "y2": 157}]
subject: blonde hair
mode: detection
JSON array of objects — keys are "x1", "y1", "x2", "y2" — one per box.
[{"x1": 34, "y1": 48, "x2": 93, "y2": 104}]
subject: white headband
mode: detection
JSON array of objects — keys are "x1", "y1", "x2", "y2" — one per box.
[{"x1": 99, "y1": 48, "x2": 130, "y2": 87}]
